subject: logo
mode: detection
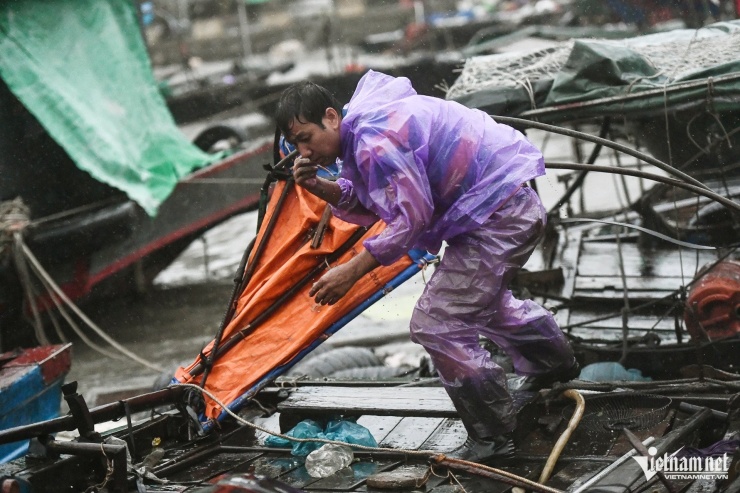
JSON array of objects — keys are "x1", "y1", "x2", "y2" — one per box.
[{"x1": 633, "y1": 446, "x2": 730, "y2": 481}]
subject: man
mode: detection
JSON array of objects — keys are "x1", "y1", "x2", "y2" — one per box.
[{"x1": 275, "y1": 71, "x2": 578, "y2": 463}]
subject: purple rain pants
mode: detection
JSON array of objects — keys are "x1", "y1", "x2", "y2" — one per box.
[{"x1": 409, "y1": 186, "x2": 575, "y2": 439}]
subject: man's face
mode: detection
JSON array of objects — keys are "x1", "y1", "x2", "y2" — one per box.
[{"x1": 286, "y1": 108, "x2": 341, "y2": 166}]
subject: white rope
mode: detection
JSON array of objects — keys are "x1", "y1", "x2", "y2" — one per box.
[
  {"x1": 17, "y1": 235, "x2": 165, "y2": 373},
  {"x1": 27, "y1": 256, "x2": 126, "y2": 362},
  {"x1": 12, "y1": 235, "x2": 49, "y2": 345}
]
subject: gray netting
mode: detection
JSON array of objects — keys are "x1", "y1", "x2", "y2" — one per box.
[{"x1": 446, "y1": 24, "x2": 740, "y2": 100}]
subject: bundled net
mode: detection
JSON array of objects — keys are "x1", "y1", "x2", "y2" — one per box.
[
  {"x1": 563, "y1": 393, "x2": 672, "y2": 434},
  {"x1": 446, "y1": 25, "x2": 740, "y2": 100}
]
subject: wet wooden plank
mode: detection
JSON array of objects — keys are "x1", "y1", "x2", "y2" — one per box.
[
  {"x1": 366, "y1": 465, "x2": 431, "y2": 490},
  {"x1": 164, "y1": 451, "x2": 259, "y2": 483},
  {"x1": 419, "y1": 418, "x2": 467, "y2": 453},
  {"x1": 356, "y1": 415, "x2": 404, "y2": 444},
  {"x1": 305, "y1": 459, "x2": 401, "y2": 491},
  {"x1": 277, "y1": 387, "x2": 458, "y2": 417},
  {"x1": 545, "y1": 461, "x2": 606, "y2": 491},
  {"x1": 379, "y1": 417, "x2": 445, "y2": 450},
  {"x1": 230, "y1": 454, "x2": 303, "y2": 477},
  {"x1": 276, "y1": 460, "x2": 321, "y2": 490}
]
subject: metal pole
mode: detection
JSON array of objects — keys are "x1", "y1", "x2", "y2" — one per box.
[{"x1": 236, "y1": 0, "x2": 253, "y2": 59}]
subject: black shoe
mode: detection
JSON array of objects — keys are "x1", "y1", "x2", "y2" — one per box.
[
  {"x1": 448, "y1": 434, "x2": 515, "y2": 463},
  {"x1": 518, "y1": 361, "x2": 580, "y2": 392}
]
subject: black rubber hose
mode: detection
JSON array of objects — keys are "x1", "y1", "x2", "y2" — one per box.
[
  {"x1": 546, "y1": 161, "x2": 740, "y2": 214},
  {"x1": 492, "y1": 115, "x2": 710, "y2": 192}
]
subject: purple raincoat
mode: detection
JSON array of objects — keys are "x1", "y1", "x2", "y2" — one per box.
[
  {"x1": 332, "y1": 71, "x2": 575, "y2": 441},
  {"x1": 333, "y1": 70, "x2": 545, "y2": 265}
]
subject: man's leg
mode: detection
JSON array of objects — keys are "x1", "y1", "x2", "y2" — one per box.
[
  {"x1": 473, "y1": 187, "x2": 576, "y2": 377},
  {"x1": 409, "y1": 234, "x2": 515, "y2": 441}
]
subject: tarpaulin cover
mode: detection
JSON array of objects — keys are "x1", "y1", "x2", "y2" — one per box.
[
  {"x1": 0, "y1": 0, "x2": 214, "y2": 215},
  {"x1": 449, "y1": 20, "x2": 740, "y2": 121},
  {"x1": 175, "y1": 181, "x2": 414, "y2": 420}
]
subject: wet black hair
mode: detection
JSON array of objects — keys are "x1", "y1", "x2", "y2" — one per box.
[{"x1": 275, "y1": 81, "x2": 342, "y2": 138}]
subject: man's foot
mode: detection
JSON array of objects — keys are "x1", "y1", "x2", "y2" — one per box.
[
  {"x1": 448, "y1": 434, "x2": 515, "y2": 463},
  {"x1": 518, "y1": 361, "x2": 580, "y2": 392}
]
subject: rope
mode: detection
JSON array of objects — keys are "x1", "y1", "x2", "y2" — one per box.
[
  {"x1": 418, "y1": 256, "x2": 440, "y2": 284},
  {"x1": 172, "y1": 383, "x2": 562, "y2": 493},
  {"x1": 16, "y1": 236, "x2": 165, "y2": 373},
  {"x1": 0, "y1": 198, "x2": 30, "y2": 245},
  {"x1": 25, "y1": 253, "x2": 126, "y2": 362}
]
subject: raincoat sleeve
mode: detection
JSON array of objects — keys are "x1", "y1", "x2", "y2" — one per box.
[
  {"x1": 354, "y1": 135, "x2": 434, "y2": 266},
  {"x1": 332, "y1": 178, "x2": 379, "y2": 227}
]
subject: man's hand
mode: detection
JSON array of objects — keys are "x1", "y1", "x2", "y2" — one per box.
[
  {"x1": 293, "y1": 156, "x2": 319, "y2": 189},
  {"x1": 309, "y1": 250, "x2": 381, "y2": 305},
  {"x1": 292, "y1": 156, "x2": 342, "y2": 205},
  {"x1": 310, "y1": 263, "x2": 360, "y2": 305}
]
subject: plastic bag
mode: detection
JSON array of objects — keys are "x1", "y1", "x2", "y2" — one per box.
[
  {"x1": 264, "y1": 418, "x2": 377, "y2": 456},
  {"x1": 305, "y1": 444, "x2": 354, "y2": 478},
  {"x1": 579, "y1": 362, "x2": 652, "y2": 382}
]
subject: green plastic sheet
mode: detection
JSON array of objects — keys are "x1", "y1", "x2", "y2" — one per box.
[
  {"x1": 0, "y1": 0, "x2": 215, "y2": 215},
  {"x1": 450, "y1": 20, "x2": 740, "y2": 122}
]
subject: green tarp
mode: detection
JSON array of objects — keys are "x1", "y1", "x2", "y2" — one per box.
[
  {"x1": 0, "y1": 0, "x2": 215, "y2": 215},
  {"x1": 450, "y1": 20, "x2": 740, "y2": 122}
]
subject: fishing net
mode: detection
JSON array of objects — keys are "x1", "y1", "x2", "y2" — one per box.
[
  {"x1": 564, "y1": 393, "x2": 672, "y2": 433},
  {"x1": 446, "y1": 23, "x2": 740, "y2": 100}
]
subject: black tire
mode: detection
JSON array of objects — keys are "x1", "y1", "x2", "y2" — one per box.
[
  {"x1": 193, "y1": 124, "x2": 248, "y2": 154},
  {"x1": 285, "y1": 346, "x2": 382, "y2": 378},
  {"x1": 330, "y1": 365, "x2": 413, "y2": 379}
]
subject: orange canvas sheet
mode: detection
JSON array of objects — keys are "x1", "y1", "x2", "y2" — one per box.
[{"x1": 176, "y1": 180, "x2": 412, "y2": 420}]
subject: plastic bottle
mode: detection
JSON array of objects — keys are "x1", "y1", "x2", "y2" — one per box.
[{"x1": 304, "y1": 443, "x2": 354, "y2": 478}]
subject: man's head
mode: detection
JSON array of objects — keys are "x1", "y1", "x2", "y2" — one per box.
[{"x1": 276, "y1": 81, "x2": 343, "y2": 166}]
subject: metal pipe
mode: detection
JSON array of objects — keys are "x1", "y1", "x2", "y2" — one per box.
[
  {"x1": 46, "y1": 440, "x2": 128, "y2": 493},
  {"x1": 545, "y1": 162, "x2": 740, "y2": 214},
  {"x1": 492, "y1": 115, "x2": 710, "y2": 191},
  {"x1": 571, "y1": 437, "x2": 656, "y2": 493},
  {"x1": 539, "y1": 389, "x2": 585, "y2": 484},
  {"x1": 433, "y1": 456, "x2": 565, "y2": 493},
  {"x1": 549, "y1": 117, "x2": 610, "y2": 215},
  {"x1": 0, "y1": 387, "x2": 183, "y2": 445}
]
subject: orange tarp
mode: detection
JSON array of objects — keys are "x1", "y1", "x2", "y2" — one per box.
[{"x1": 175, "y1": 180, "x2": 413, "y2": 420}]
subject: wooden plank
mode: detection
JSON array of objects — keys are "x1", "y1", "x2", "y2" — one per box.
[
  {"x1": 379, "y1": 417, "x2": 445, "y2": 450},
  {"x1": 277, "y1": 387, "x2": 458, "y2": 417},
  {"x1": 355, "y1": 415, "x2": 403, "y2": 444},
  {"x1": 545, "y1": 461, "x2": 607, "y2": 491},
  {"x1": 419, "y1": 418, "x2": 467, "y2": 453},
  {"x1": 230, "y1": 454, "x2": 302, "y2": 478},
  {"x1": 305, "y1": 459, "x2": 401, "y2": 491}
]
